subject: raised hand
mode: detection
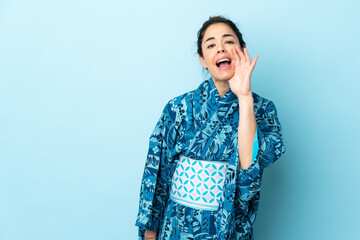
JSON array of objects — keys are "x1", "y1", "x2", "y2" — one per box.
[{"x1": 228, "y1": 45, "x2": 258, "y2": 98}]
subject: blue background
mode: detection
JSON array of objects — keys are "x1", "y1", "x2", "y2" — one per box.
[{"x1": 1, "y1": 0, "x2": 359, "y2": 239}]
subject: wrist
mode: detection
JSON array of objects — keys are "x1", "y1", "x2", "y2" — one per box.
[{"x1": 237, "y1": 94, "x2": 254, "y2": 105}]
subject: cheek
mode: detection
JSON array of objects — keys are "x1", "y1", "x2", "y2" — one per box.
[
  {"x1": 203, "y1": 48, "x2": 214, "y2": 58},
  {"x1": 229, "y1": 47, "x2": 236, "y2": 57}
]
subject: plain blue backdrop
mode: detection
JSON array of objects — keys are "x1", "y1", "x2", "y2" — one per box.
[{"x1": 0, "y1": 0, "x2": 359, "y2": 239}]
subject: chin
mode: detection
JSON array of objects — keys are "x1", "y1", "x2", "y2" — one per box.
[
  {"x1": 214, "y1": 72, "x2": 234, "y2": 81},
  {"x1": 210, "y1": 66, "x2": 235, "y2": 81}
]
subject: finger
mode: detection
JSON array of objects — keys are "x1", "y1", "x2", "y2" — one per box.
[
  {"x1": 250, "y1": 55, "x2": 259, "y2": 72},
  {"x1": 232, "y1": 47, "x2": 240, "y2": 67},
  {"x1": 244, "y1": 47, "x2": 251, "y2": 63},
  {"x1": 236, "y1": 45, "x2": 246, "y2": 62}
]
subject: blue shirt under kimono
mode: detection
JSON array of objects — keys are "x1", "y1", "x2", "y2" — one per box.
[{"x1": 135, "y1": 78, "x2": 287, "y2": 239}]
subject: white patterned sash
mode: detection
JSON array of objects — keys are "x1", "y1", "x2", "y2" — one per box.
[{"x1": 169, "y1": 155, "x2": 229, "y2": 211}]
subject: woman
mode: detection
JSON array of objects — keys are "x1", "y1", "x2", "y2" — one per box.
[{"x1": 135, "y1": 16, "x2": 286, "y2": 240}]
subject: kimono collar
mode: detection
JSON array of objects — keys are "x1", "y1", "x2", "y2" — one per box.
[{"x1": 206, "y1": 77, "x2": 238, "y2": 104}]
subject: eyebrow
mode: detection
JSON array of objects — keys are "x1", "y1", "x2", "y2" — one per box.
[{"x1": 204, "y1": 34, "x2": 235, "y2": 44}]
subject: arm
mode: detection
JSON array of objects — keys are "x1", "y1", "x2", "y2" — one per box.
[
  {"x1": 135, "y1": 102, "x2": 176, "y2": 239},
  {"x1": 227, "y1": 45, "x2": 258, "y2": 170},
  {"x1": 237, "y1": 94, "x2": 257, "y2": 170}
]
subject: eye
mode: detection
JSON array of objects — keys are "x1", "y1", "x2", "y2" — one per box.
[{"x1": 207, "y1": 41, "x2": 233, "y2": 49}]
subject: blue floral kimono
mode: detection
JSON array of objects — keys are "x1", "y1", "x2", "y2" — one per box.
[{"x1": 135, "y1": 78, "x2": 286, "y2": 240}]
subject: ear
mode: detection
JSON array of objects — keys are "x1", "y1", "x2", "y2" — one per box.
[{"x1": 198, "y1": 54, "x2": 208, "y2": 69}]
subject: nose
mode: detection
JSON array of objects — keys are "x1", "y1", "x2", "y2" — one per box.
[{"x1": 217, "y1": 43, "x2": 226, "y2": 53}]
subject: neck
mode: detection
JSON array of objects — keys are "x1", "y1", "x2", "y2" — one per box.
[{"x1": 212, "y1": 77, "x2": 230, "y2": 98}]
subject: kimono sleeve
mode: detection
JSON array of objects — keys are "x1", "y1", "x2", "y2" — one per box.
[
  {"x1": 236, "y1": 100, "x2": 286, "y2": 201},
  {"x1": 134, "y1": 101, "x2": 177, "y2": 236}
]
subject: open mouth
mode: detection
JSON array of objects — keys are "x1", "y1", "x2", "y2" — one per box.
[{"x1": 216, "y1": 59, "x2": 231, "y2": 69}]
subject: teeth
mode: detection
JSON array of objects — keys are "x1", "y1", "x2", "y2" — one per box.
[
  {"x1": 216, "y1": 58, "x2": 231, "y2": 67},
  {"x1": 217, "y1": 59, "x2": 230, "y2": 64}
]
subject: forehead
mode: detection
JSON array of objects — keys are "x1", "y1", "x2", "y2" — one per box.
[{"x1": 202, "y1": 23, "x2": 236, "y2": 41}]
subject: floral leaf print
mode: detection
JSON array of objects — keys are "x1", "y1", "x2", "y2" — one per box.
[{"x1": 135, "y1": 78, "x2": 286, "y2": 239}]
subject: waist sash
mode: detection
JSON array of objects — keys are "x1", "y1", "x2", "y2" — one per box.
[
  {"x1": 169, "y1": 155, "x2": 229, "y2": 210},
  {"x1": 169, "y1": 128, "x2": 259, "y2": 210}
]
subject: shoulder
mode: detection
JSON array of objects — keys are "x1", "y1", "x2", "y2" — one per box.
[
  {"x1": 163, "y1": 79, "x2": 210, "y2": 111},
  {"x1": 160, "y1": 87, "x2": 196, "y2": 123},
  {"x1": 163, "y1": 87, "x2": 197, "y2": 112},
  {"x1": 169, "y1": 87, "x2": 196, "y2": 106}
]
